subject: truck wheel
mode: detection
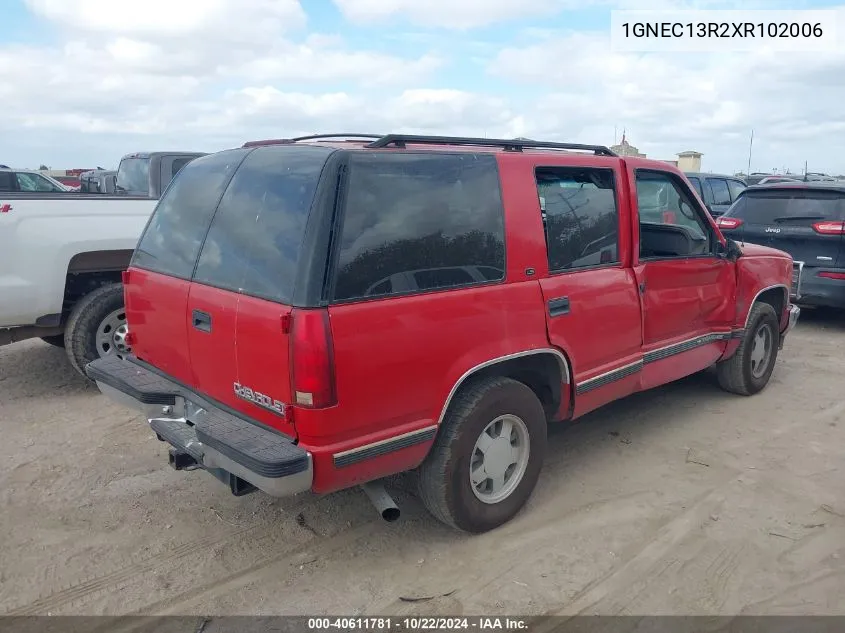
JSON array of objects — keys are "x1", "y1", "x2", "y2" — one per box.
[
  {"x1": 64, "y1": 283, "x2": 131, "y2": 377},
  {"x1": 40, "y1": 335, "x2": 65, "y2": 348},
  {"x1": 417, "y1": 376, "x2": 547, "y2": 533},
  {"x1": 717, "y1": 302, "x2": 779, "y2": 396}
]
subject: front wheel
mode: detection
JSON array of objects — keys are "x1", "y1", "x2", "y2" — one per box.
[
  {"x1": 417, "y1": 376, "x2": 547, "y2": 533},
  {"x1": 717, "y1": 302, "x2": 780, "y2": 396},
  {"x1": 64, "y1": 283, "x2": 131, "y2": 378}
]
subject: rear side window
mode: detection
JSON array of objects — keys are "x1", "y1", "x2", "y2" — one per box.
[
  {"x1": 687, "y1": 176, "x2": 703, "y2": 199},
  {"x1": 171, "y1": 157, "x2": 192, "y2": 177},
  {"x1": 0, "y1": 171, "x2": 15, "y2": 191},
  {"x1": 729, "y1": 189, "x2": 845, "y2": 224},
  {"x1": 709, "y1": 178, "x2": 732, "y2": 205},
  {"x1": 193, "y1": 145, "x2": 332, "y2": 303},
  {"x1": 132, "y1": 149, "x2": 249, "y2": 279},
  {"x1": 727, "y1": 179, "x2": 746, "y2": 200},
  {"x1": 536, "y1": 167, "x2": 619, "y2": 271},
  {"x1": 332, "y1": 153, "x2": 506, "y2": 301}
]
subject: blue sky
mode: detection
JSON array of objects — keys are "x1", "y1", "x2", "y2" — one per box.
[{"x1": 2, "y1": 0, "x2": 844, "y2": 175}]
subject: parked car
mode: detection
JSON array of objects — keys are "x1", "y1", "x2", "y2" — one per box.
[
  {"x1": 684, "y1": 171, "x2": 747, "y2": 217},
  {"x1": 0, "y1": 168, "x2": 71, "y2": 193},
  {"x1": 85, "y1": 133, "x2": 799, "y2": 533},
  {"x1": 716, "y1": 181, "x2": 845, "y2": 309},
  {"x1": 79, "y1": 169, "x2": 118, "y2": 194},
  {"x1": 0, "y1": 151, "x2": 206, "y2": 375}
]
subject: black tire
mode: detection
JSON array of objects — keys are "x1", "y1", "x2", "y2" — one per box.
[
  {"x1": 417, "y1": 376, "x2": 547, "y2": 533},
  {"x1": 40, "y1": 335, "x2": 65, "y2": 348},
  {"x1": 717, "y1": 302, "x2": 780, "y2": 396},
  {"x1": 64, "y1": 283, "x2": 127, "y2": 378}
]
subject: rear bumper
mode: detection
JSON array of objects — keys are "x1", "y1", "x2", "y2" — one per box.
[
  {"x1": 85, "y1": 355, "x2": 312, "y2": 498},
  {"x1": 779, "y1": 304, "x2": 800, "y2": 349},
  {"x1": 793, "y1": 268, "x2": 845, "y2": 309}
]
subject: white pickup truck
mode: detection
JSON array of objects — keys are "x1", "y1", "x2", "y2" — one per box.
[{"x1": 0, "y1": 151, "x2": 205, "y2": 376}]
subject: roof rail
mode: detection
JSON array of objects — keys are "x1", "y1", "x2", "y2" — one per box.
[
  {"x1": 242, "y1": 139, "x2": 293, "y2": 148},
  {"x1": 365, "y1": 134, "x2": 618, "y2": 156},
  {"x1": 242, "y1": 134, "x2": 385, "y2": 148},
  {"x1": 290, "y1": 133, "x2": 384, "y2": 142}
]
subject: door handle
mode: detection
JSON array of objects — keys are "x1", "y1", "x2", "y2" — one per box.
[
  {"x1": 548, "y1": 296, "x2": 570, "y2": 317},
  {"x1": 639, "y1": 281, "x2": 646, "y2": 294},
  {"x1": 192, "y1": 309, "x2": 212, "y2": 332}
]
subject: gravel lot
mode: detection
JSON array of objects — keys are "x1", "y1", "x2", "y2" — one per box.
[{"x1": 1, "y1": 310, "x2": 843, "y2": 617}]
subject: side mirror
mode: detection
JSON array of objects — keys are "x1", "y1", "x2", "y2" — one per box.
[{"x1": 717, "y1": 238, "x2": 743, "y2": 261}]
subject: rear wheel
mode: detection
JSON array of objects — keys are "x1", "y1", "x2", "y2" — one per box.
[
  {"x1": 64, "y1": 283, "x2": 131, "y2": 377},
  {"x1": 417, "y1": 376, "x2": 547, "y2": 533},
  {"x1": 40, "y1": 335, "x2": 65, "y2": 348},
  {"x1": 717, "y1": 302, "x2": 779, "y2": 396}
]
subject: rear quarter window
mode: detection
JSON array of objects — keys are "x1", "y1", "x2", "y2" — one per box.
[
  {"x1": 192, "y1": 145, "x2": 333, "y2": 303},
  {"x1": 729, "y1": 189, "x2": 845, "y2": 223},
  {"x1": 331, "y1": 152, "x2": 506, "y2": 302},
  {"x1": 132, "y1": 149, "x2": 249, "y2": 279}
]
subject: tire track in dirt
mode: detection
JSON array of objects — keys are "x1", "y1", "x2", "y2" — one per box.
[
  {"x1": 524, "y1": 475, "x2": 742, "y2": 630},
  {"x1": 1, "y1": 495, "x2": 328, "y2": 616},
  {"x1": 89, "y1": 518, "x2": 380, "y2": 633}
]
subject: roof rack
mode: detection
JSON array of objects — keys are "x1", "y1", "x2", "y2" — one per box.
[
  {"x1": 291, "y1": 133, "x2": 383, "y2": 142},
  {"x1": 242, "y1": 134, "x2": 384, "y2": 148},
  {"x1": 365, "y1": 134, "x2": 618, "y2": 156}
]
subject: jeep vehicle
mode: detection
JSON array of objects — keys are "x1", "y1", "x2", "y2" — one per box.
[
  {"x1": 86, "y1": 134, "x2": 799, "y2": 533},
  {"x1": 0, "y1": 151, "x2": 205, "y2": 376},
  {"x1": 717, "y1": 181, "x2": 845, "y2": 309}
]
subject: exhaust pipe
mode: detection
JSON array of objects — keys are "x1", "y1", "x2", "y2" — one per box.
[{"x1": 361, "y1": 481, "x2": 400, "y2": 522}]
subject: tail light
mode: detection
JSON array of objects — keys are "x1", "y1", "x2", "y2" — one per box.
[
  {"x1": 716, "y1": 217, "x2": 743, "y2": 230},
  {"x1": 662, "y1": 211, "x2": 677, "y2": 224},
  {"x1": 818, "y1": 271, "x2": 845, "y2": 280},
  {"x1": 812, "y1": 221, "x2": 845, "y2": 235},
  {"x1": 290, "y1": 309, "x2": 337, "y2": 409}
]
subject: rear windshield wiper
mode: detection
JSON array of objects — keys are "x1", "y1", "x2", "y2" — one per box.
[{"x1": 773, "y1": 215, "x2": 826, "y2": 223}]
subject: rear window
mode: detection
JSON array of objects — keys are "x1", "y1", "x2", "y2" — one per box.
[
  {"x1": 728, "y1": 189, "x2": 845, "y2": 224},
  {"x1": 332, "y1": 152, "x2": 506, "y2": 302},
  {"x1": 192, "y1": 145, "x2": 332, "y2": 304},
  {"x1": 132, "y1": 149, "x2": 249, "y2": 279}
]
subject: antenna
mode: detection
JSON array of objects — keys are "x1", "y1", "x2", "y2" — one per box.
[{"x1": 746, "y1": 129, "x2": 753, "y2": 177}]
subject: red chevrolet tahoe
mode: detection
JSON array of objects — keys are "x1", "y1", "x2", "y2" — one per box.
[{"x1": 86, "y1": 133, "x2": 800, "y2": 533}]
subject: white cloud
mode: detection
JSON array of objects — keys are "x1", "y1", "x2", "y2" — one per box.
[
  {"x1": 331, "y1": 0, "x2": 574, "y2": 29},
  {"x1": 331, "y1": 0, "x2": 769, "y2": 29},
  {"x1": 3, "y1": 0, "x2": 845, "y2": 177},
  {"x1": 487, "y1": 26, "x2": 845, "y2": 172}
]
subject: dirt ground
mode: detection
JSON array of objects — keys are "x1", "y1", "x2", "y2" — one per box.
[{"x1": 1, "y1": 310, "x2": 843, "y2": 618}]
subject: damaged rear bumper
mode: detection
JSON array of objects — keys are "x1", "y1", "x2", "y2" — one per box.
[
  {"x1": 85, "y1": 355, "x2": 312, "y2": 498},
  {"x1": 779, "y1": 304, "x2": 801, "y2": 350}
]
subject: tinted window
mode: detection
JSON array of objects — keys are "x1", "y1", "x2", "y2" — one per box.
[
  {"x1": 636, "y1": 170, "x2": 711, "y2": 258},
  {"x1": 728, "y1": 190, "x2": 845, "y2": 224},
  {"x1": 333, "y1": 153, "x2": 505, "y2": 301},
  {"x1": 132, "y1": 149, "x2": 249, "y2": 279},
  {"x1": 727, "y1": 179, "x2": 746, "y2": 201},
  {"x1": 687, "y1": 176, "x2": 703, "y2": 199},
  {"x1": 116, "y1": 158, "x2": 150, "y2": 195},
  {"x1": 536, "y1": 167, "x2": 618, "y2": 272},
  {"x1": 193, "y1": 145, "x2": 332, "y2": 303},
  {"x1": 0, "y1": 172, "x2": 15, "y2": 191},
  {"x1": 171, "y1": 157, "x2": 192, "y2": 177},
  {"x1": 709, "y1": 178, "x2": 732, "y2": 205}
]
